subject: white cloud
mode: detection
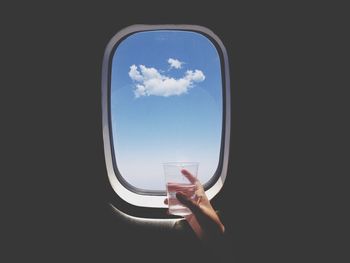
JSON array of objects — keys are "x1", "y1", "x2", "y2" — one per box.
[
  {"x1": 128, "y1": 64, "x2": 143, "y2": 82},
  {"x1": 168, "y1": 58, "x2": 183, "y2": 69},
  {"x1": 129, "y1": 62, "x2": 205, "y2": 98},
  {"x1": 185, "y1": 69, "x2": 206, "y2": 82}
]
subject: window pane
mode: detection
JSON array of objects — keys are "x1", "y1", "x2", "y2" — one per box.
[{"x1": 111, "y1": 30, "x2": 223, "y2": 191}]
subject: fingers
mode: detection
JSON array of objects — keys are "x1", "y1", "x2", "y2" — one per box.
[
  {"x1": 181, "y1": 169, "x2": 198, "y2": 184},
  {"x1": 164, "y1": 199, "x2": 171, "y2": 215},
  {"x1": 176, "y1": 192, "x2": 201, "y2": 216}
]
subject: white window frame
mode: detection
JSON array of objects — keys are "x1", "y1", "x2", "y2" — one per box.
[{"x1": 102, "y1": 24, "x2": 231, "y2": 208}]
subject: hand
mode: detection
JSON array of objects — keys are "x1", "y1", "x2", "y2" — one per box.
[{"x1": 164, "y1": 169, "x2": 225, "y2": 242}]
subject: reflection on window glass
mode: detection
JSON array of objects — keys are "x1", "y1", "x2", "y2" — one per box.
[{"x1": 111, "y1": 30, "x2": 223, "y2": 191}]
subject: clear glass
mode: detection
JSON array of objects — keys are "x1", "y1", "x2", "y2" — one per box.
[
  {"x1": 163, "y1": 162, "x2": 199, "y2": 216},
  {"x1": 111, "y1": 30, "x2": 222, "y2": 191}
]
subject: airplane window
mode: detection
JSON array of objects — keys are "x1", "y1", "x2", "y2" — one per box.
[{"x1": 102, "y1": 25, "x2": 230, "y2": 208}]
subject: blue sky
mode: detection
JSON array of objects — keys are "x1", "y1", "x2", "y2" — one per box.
[{"x1": 111, "y1": 30, "x2": 223, "y2": 191}]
